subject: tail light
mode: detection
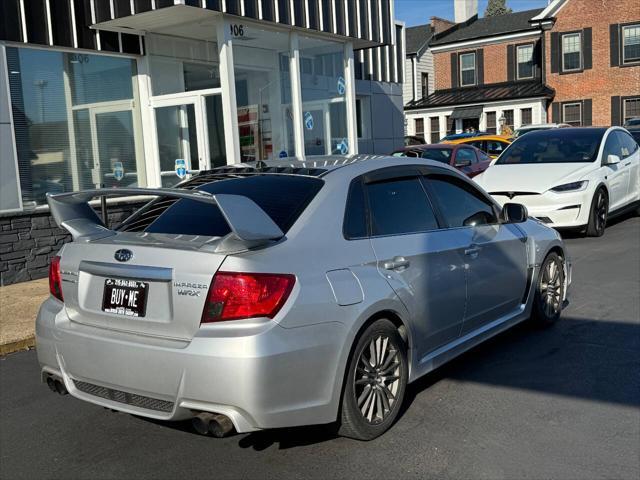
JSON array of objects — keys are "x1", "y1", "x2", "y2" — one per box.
[
  {"x1": 201, "y1": 272, "x2": 295, "y2": 323},
  {"x1": 49, "y1": 256, "x2": 64, "y2": 302}
]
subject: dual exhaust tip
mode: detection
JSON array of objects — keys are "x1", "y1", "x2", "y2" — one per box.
[
  {"x1": 46, "y1": 375, "x2": 68, "y2": 395},
  {"x1": 45, "y1": 375, "x2": 234, "y2": 438},
  {"x1": 192, "y1": 412, "x2": 235, "y2": 438}
]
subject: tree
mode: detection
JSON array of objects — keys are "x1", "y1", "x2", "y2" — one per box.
[{"x1": 484, "y1": 0, "x2": 513, "y2": 17}]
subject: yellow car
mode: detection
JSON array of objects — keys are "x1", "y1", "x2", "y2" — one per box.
[{"x1": 444, "y1": 135, "x2": 512, "y2": 159}]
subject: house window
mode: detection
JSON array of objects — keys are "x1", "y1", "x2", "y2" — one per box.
[
  {"x1": 430, "y1": 117, "x2": 440, "y2": 143},
  {"x1": 517, "y1": 44, "x2": 534, "y2": 79},
  {"x1": 421, "y1": 72, "x2": 429, "y2": 99},
  {"x1": 415, "y1": 118, "x2": 425, "y2": 139},
  {"x1": 623, "y1": 25, "x2": 640, "y2": 64},
  {"x1": 503, "y1": 110, "x2": 514, "y2": 132},
  {"x1": 563, "y1": 102, "x2": 582, "y2": 126},
  {"x1": 521, "y1": 108, "x2": 533, "y2": 126},
  {"x1": 486, "y1": 112, "x2": 497, "y2": 134},
  {"x1": 623, "y1": 98, "x2": 640, "y2": 123},
  {"x1": 562, "y1": 32, "x2": 582, "y2": 72},
  {"x1": 446, "y1": 115, "x2": 454, "y2": 134},
  {"x1": 459, "y1": 52, "x2": 476, "y2": 86}
]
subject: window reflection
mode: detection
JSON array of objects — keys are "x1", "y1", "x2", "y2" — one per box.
[
  {"x1": 299, "y1": 35, "x2": 349, "y2": 156},
  {"x1": 6, "y1": 47, "x2": 141, "y2": 207}
]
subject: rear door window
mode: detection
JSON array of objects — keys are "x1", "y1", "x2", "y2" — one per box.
[
  {"x1": 137, "y1": 176, "x2": 323, "y2": 236},
  {"x1": 366, "y1": 177, "x2": 439, "y2": 236},
  {"x1": 426, "y1": 175, "x2": 498, "y2": 228}
]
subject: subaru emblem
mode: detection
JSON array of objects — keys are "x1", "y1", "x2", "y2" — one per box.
[{"x1": 114, "y1": 249, "x2": 133, "y2": 262}]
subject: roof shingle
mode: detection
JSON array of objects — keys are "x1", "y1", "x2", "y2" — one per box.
[
  {"x1": 405, "y1": 24, "x2": 434, "y2": 55},
  {"x1": 431, "y1": 8, "x2": 544, "y2": 46}
]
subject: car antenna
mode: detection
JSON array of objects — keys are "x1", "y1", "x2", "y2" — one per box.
[{"x1": 255, "y1": 159, "x2": 267, "y2": 172}]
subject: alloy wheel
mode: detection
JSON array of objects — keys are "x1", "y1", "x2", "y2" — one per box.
[
  {"x1": 595, "y1": 191, "x2": 608, "y2": 235},
  {"x1": 540, "y1": 258, "x2": 562, "y2": 318},
  {"x1": 354, "y1": 335, "x2": 401, "y2": 425}
]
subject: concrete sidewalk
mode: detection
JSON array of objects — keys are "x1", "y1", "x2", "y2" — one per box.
[{"x1": 0, "y1": 278, "x2": 48, "y2": 355}]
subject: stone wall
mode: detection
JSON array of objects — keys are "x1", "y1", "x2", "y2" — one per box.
[{"x1": 0, "y1": 203, "x2": 142, "y2": 286}]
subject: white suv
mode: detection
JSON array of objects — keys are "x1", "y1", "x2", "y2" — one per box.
[{"x1": 476, "y1": 127, "x2": 640, "y2": 236}]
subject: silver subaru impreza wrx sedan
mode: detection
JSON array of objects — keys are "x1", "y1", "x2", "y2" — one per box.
[{"x1": 36, "y1": 156, "x2": 570, "y2": 440}]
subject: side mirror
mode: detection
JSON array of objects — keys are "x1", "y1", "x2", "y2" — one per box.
[
  {"x1": 455, "y1": 159, "x2": 472, "y2": 167},
  {"x1": 606, "y1": 154, "x2": 621, "y2": 165},
  {"x1": 501, "y1": 203, "x2": 528, "y2": 224}
]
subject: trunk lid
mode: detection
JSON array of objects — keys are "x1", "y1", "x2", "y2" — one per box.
[{"x1": 59, "y1": 232, "x2": 225, "y2": 340}]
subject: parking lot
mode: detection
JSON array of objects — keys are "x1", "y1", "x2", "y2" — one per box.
[{"x1": 1, "y1": 215, "x2": 638, "y2": 480}]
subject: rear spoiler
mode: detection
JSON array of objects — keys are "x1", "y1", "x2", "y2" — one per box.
[{"x1": 47, "y1": 188, "x2": 284, "y2": 249}]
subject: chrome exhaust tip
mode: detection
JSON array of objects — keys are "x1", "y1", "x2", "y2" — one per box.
[
  {"x1": 54, "y1": 379, "x2": 68, "y2": 395},
  {"x1": 46, "y1": 376, "x2": 57, "y2": 392}
]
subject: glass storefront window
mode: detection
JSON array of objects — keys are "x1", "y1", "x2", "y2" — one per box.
[
  {"x1": 6, "y1": 47, "x2": 142, "y2": 207},
  {"x1": 232, "y1": 28, "x2": 294, "y2": 161},
  {"x1": 298, "y1": 35, "x2": 349, "y2": 156},
  {"x1": 147, "y1": 34, "x2": 220, "y2": 96}
]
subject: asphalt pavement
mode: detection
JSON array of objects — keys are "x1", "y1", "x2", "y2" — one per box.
[{"x1": 1, "y1": 215, "x2": 639, "y2": 480}]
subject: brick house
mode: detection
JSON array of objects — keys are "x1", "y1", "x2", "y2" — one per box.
[
  {"x1": 405, "y1": 2, "x2": 555, "y2": 143},
  {"x1": 531, "y1": 0, "x2": 640, "y2": 127}
]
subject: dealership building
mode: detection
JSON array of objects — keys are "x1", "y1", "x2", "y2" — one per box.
[{"x1": 0, "y1": 0, "x2": 405, "y2": 285}]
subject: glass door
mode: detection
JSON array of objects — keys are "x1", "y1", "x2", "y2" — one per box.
[{"x1": 151, "y1": 91, "x2": 225, "y2": 187}]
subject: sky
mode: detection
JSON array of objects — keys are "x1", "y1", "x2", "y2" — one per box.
[{"x1": 394, "y1": 0, "x2": 550, "y2": 27}]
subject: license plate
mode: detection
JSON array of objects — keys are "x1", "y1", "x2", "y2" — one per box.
[{"x1": 102, "y1": 278, "x2": 148, "y2": 317}]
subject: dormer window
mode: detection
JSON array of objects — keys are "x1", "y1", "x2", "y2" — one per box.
[{"x1": 460, "y1": 52, "x2": 476, "y2": 86}]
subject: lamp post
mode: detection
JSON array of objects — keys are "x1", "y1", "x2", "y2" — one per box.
[{"x1": 498, "y1": 113, "x2": 506, "y2": 135}]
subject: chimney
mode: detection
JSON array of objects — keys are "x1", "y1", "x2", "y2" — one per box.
[
  {"x1": 430, "y1": 16, "x2": 456, "y2": 34},
  {"x1": 454, "y1": 0, "x2": 478, "y2": 23}
]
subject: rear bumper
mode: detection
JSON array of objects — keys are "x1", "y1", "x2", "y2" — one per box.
[{"x1": 36, "y1": 298, "x2": 346, "y2": 433}]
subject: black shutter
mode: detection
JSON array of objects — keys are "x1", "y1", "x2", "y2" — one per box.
[
  {"x1": 114, "y1": 0, "x2": 132, "y2": 17},
  {"x1": 476, "y1": 49, "x2": 484, "y2": 85},
  {"x1": 451, "y1": 52, "x2": 459, "y2": 88},
  {"x1": 74, "y1": 0, "x2": 96, "y2": 50},
  {"x1": 244, "y1": 0, "x2": 258, "y2": 18},
  {"x1": 277, "y1": 0, "x2": 290, "y2": 24},
  {"x1": 507, "y1": 44, "x2": 515, "y2": 81},
  {"x1": 24, "y1": 0, "x2": 48, "y2": 45},
  {"x1": 583, "y1": 99, "x2": 592, "y2": 126},
  {"x1": 533, "y1": 41, "x2": 542, "y2": 79},
  {"x1": 610, "y1": 24, "x2": 620, "y2": 67},
  {"x1": 550, "y1": 32, "x2": 559, "y2": 73},
  {"x1": 552, "y1": 102, "x2": 560, "y2": 123},
  {"x1": 611, "y1": 96, "x2": 622, "y2": 125},
  {"x1": 261, "y1": 0, "x2": 274, "y2": 20},
  {"x1": 583, "y1": 27, "x2": 592, "y2": 70}
]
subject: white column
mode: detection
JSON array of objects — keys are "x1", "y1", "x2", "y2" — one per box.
[
  {"x1": 514, "y1": 107, "x2": 522, "y2": 129},
  {"x1": 217, "y1": 17, "x2": 241, "y2": 164},
  {"x1": 411, "y1": 56, "x2": 417, "y2": 101},
  {"x1": 425, "y1": 114, "x2": 432, "y2": 143},
  {"x1": 438, "y1": 114, "x2": 447, "y2": 140},
  {"x1": 289, "y1": 32, "x2": 305, "y2": 159},
  {"x1": 135, "y1": 56, "x2": 158, "y2": 187},
  {"x1": 344, "y1": 41, "x2": 358, "y2": 155}
]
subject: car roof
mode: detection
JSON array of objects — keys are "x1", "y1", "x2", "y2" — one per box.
[
  {"x1": 191, "y1": 155, "x2": 460, "y2": 184},
  {"x1": 445, "y1": 135, "x2": 512, "y2": 144}
]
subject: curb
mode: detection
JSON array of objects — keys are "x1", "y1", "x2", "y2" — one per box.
[{"x1": 0, "y1": 336, "x2": 35, "y2": 356}]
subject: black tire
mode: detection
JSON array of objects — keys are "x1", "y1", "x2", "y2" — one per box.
[
  {"x1": 530, "y1": 252, "x2": 565, "y2": 327},
  {"x1": 585, "y1": 189, "x2": 608, "y2": 237},
  {"x1": 338, "y1": 319, "x2": 408, "y2": 441}
]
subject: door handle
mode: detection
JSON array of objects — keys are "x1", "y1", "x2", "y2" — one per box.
[
  {"x1": 624, "y1": 162, "x2": 631, "y2": 166},
  {"x1": 464, "y1": 246, "x2": 481, "y2": 257},
  {"x1": 383, "y1": 256, "x2": 410, "y2": 271}
]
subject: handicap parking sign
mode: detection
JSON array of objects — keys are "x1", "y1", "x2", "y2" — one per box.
[
  {"x1": 304, "y1": 111, "x2": 314, "y2": 130},
  {"x1": 337, "y1": 138, "x2": 349, "y2": 155},
  {"x1": 337, "y1": 76, "x2": 346, "y2": 96},
  {"x1": 279, "y1": 150, "x2": 288, "y2": 158},
  {"x1": 113, "y1": 161, "x2": 124, "y2": 181},
  {"x1": 175, "y1": 159, "x2": 187, "y2": 179}
]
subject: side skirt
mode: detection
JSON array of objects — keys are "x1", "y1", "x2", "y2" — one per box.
[{"x1": 409, "y1": 306, "x2": 529, "y2": 383}]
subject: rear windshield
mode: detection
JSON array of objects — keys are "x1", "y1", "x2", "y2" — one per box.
[
  {"x1": 419, "y1": 148, "x2": 452, "y2": 164},
  {"x1": 140, "y1": 175, "x2": 323, "y2": 237},
  {"x1": 496, "y1": 128, "x2": 606, "y2": 165}
]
